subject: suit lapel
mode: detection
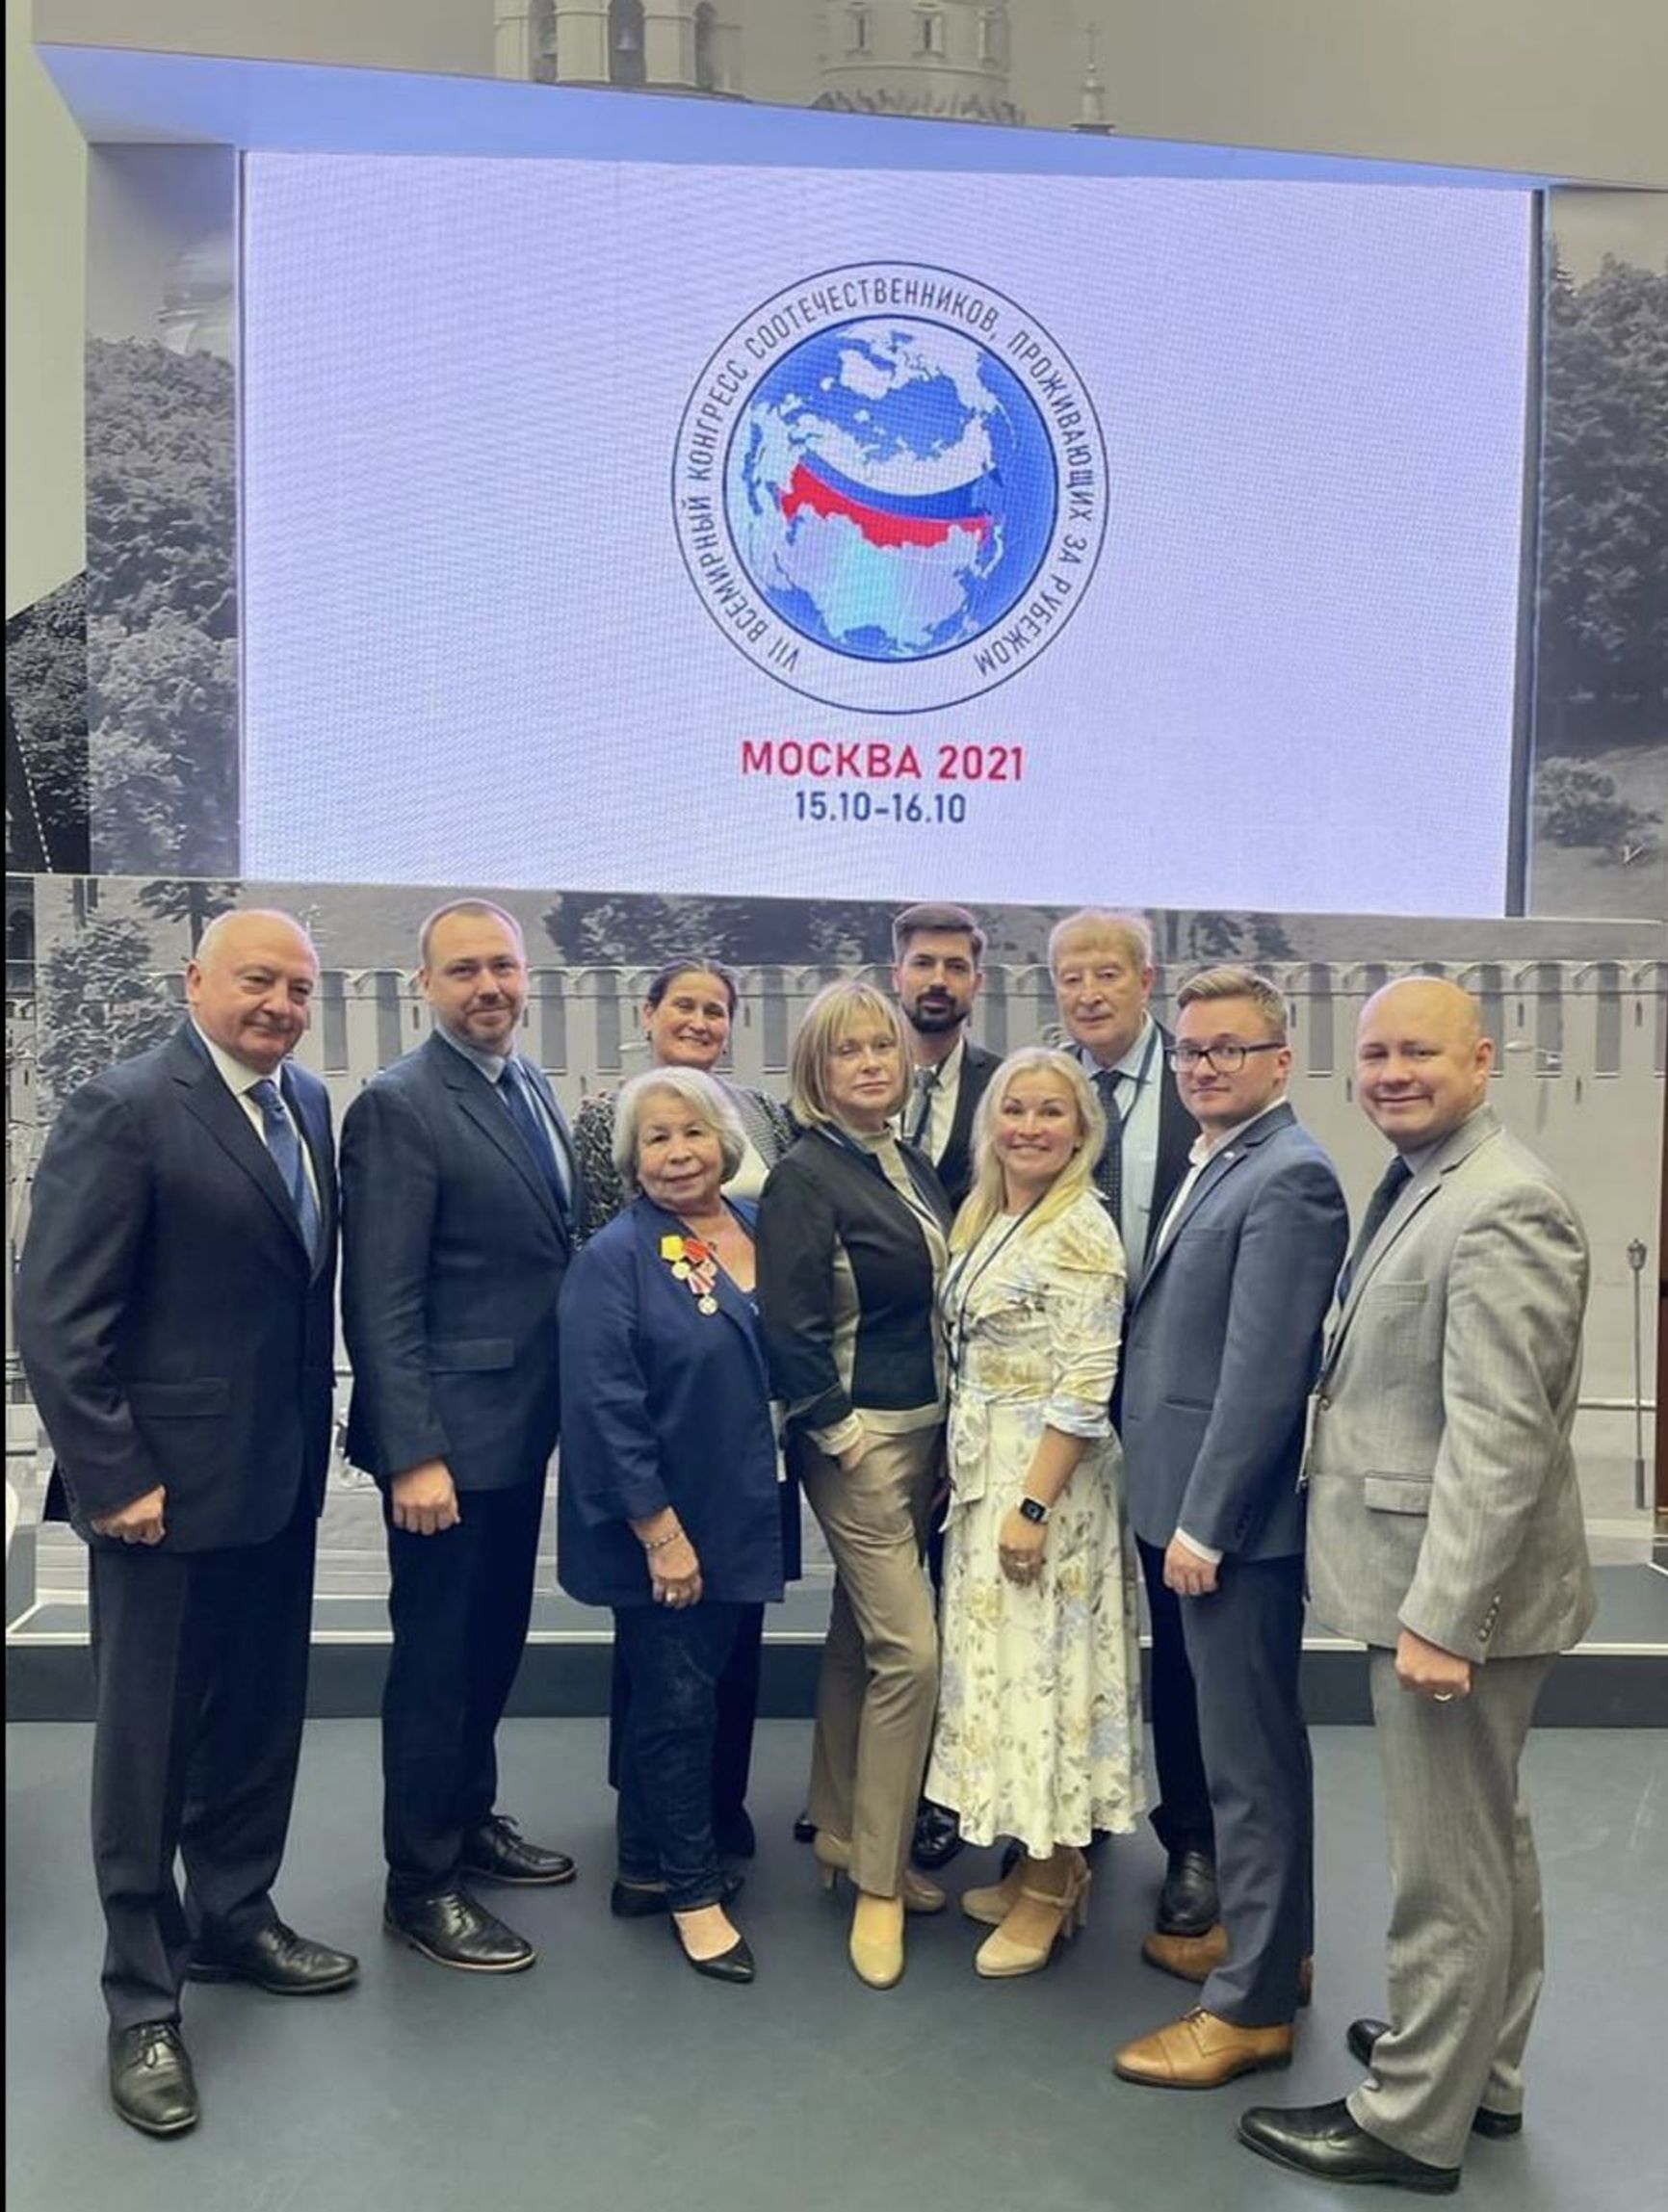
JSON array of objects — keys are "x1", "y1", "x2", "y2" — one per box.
[
  {"x1": 640, "y1": 1198, "x2": 768, "y2": 1389},
  {"x1": 284, "y1": 1068, "x2": 335, "y2": 1275},
  {"x1": 169, "y1": 1027, "x2": 311, "y2": 1259},
  {"x1": 1134, "y1": 1104, "x2": 1293, "y2": 1307},
  {"x1": 431, "y1": 1036, "x2": 568, "y2": 1241}
]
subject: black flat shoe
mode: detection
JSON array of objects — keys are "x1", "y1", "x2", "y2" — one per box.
[
  {"x1": 108, "y1": 2022, "x2": 198, "y2": 2139},
  {"x1": 793, "y1": 1810, "x2": 817, "y2": 1844},
  {"x1": 1346, "y1": 2018, "x2": 1524, "y2": 2138},
  {"x1": 383, "y1": 1889, "x2": 535, "y2": 1972},
  {"x1": 1156, "y1": 1848, "x2": 1219, "y2": 1937},
  {"x1": 611, "y1": 1870, "x2": 743, "y2": 1918},
  {"x1": 911, "y1": 1800, "x2": 964, "y2": 1870},
  {"x1": 461, "y1": 1813, "x2": 577, "y2": 1887},
  {"x1": 1238, "y1": 2098, "x2": 1460, "y2": 2194},
  {"x1": 188, "y1": 1918, "x2": 358, "y2": 1994},
  {"x1": 670, "y1": 1917, "x2": 755, "y2": 1985}
]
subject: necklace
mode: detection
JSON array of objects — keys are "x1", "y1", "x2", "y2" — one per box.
[{"x1": 942, "y1": 1196, "x2": 1044, "y2": 1381}]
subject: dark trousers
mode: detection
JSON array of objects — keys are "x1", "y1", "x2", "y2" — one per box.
[
  {"x1": 613, "y1": 1600, "x2": 749, "y2": 1912},
  {"x1": 1180, "y1": 1552, "x2": 1314, "y2": 2026},
  {"x1": 1137, "y1": 1535, "x2": 1216, "y2": 1862},
  {"x1": 87, "y1": 1493, "x2": 317, "y2": 2030},
  {"x1": 381, "y1": 1479, "x2": 543, "y2": 1902},
  {"x1": 607, "y1": 1601, "x2": 763, "y2": 1828}
]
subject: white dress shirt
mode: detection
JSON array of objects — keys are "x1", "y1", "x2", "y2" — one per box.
[{"x1": 191, "y1": 1021, "x2": 321, "y2": 1210}]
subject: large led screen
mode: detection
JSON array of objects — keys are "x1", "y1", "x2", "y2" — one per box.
[{"x1": 242, "y1": 153, "x2": 1535, "y2": 913}]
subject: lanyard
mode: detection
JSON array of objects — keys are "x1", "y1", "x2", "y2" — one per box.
[{"x1": 942, "y1": 1197, "x2": 1044, "y2": 1381}]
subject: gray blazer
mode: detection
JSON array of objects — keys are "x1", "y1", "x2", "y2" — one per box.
[
  {"x1": 1121, "y1": 1103, "x2": 1347, "y2": 1562},
  {"x1": 1305, "y1": 1107, "x2": 1594, "y2": 1661}
]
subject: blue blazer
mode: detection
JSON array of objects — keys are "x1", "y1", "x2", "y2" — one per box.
[
  {"x1": 341, "y1": 1029, "x2": 581, "y2": 1492},
  {"x1": 557, "y1": 1196, "x2": 787, "y2": 1608},
  {"x1": 1119, "y1": 1102, "x2": 1348, "y2": 1563},
  {"x1": 16, "y1": 1023, "x2": 338, "y2": 1552}
]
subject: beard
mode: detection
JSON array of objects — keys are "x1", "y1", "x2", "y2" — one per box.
[{"x1": 904, "y1": 998, "x2": 966, "y2": 1034}]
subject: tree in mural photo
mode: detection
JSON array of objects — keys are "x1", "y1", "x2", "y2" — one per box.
[
  {"x1": 35, "y1": 912, "x2": 178, "y2": 1110},
  {"x1": 86, "y1": 338, "x2": 238, "y2": 876},
  {"x1": 5, "y1": 574, "x2": 89, "y2": 872}
]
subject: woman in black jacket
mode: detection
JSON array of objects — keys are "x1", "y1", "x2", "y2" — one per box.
[{"x1": 756, "y1": 980, "x2": 951, "y2": 1990}]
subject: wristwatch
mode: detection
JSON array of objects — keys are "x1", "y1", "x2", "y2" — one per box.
[{"x1": 1017, "y1": 1496, "x2": 1050, "y2": 1525}]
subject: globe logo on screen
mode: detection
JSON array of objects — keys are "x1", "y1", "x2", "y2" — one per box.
[{"x1": 672, "y1": 265, "x2": 1108, "y2": 715}]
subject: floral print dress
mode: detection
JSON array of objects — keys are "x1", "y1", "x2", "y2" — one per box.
[{"x1": 925, "y1": 1190, "x2": 1146, "y2": 1855}]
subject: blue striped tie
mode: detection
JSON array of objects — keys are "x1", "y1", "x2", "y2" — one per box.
[{"x1": 250, "y1": 1078, "x2": 322, "y2": 1265}]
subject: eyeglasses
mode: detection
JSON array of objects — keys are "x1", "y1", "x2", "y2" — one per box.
[{"x1": 1167, "y1": 1040, "x2": 1286, "y2": 1074}]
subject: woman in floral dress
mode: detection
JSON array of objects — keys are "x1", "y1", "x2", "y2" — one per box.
[{"x1": 925, "y1": 1049, "x2": 1146, "y2": 1977}]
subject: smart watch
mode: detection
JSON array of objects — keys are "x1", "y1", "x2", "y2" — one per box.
[{"x1": 1017, "y1": 1496, "x2": 1050, "y2": 1525}]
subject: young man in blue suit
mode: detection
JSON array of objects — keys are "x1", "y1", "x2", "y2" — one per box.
[
  {"x1": 342, "y1": 898, "x2": 581, "y2": 1973},
  {"x1": 1112, "y1": 967, "x2": 1347, "y2": 2090},
  {"x1": 16, "y1": 908, "x2": 357, "y2": 2140}
]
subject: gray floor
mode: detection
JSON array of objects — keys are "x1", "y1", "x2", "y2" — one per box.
[{"x1": 6, "y1": 1718, "x2": 1664, "y2": 2212}]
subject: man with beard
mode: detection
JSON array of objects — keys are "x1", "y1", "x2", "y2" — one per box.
[
  {"x1": 890, "y1": 901, "x2": 1001, "y2": 1210},
  {"x1": 891, "y1": 900, "x2": 1000, "y2": 1869}
]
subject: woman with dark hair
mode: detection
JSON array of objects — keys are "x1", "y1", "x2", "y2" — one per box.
[
  {"x1": 756, "y1": 979, "x2": 952, "y2": 1990},
  {"x1": 572, "y1": 958, "x2": 795, "y2": 1861},
  {"x1": 559, "y1": 1070, "x2": 785, "y2": 1983},
  {"x1": 573, "y1": 960, "x2": 792, "y2": 1241}
]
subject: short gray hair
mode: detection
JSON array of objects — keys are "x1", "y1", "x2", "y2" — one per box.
[
  {"x1": 612, "y1": 1068, "x2": 747, "y2": 1194},
  {"x1": 1047, "y1": 908, "x2": 1153, "y2": 976}
]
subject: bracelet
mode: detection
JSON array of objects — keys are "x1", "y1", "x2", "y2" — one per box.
[{"x1": 641, "y1": 1524, "x2": 685, "y2": 1553}]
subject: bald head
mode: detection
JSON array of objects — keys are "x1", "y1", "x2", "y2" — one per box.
[
  {"x1": 1356, "y1": 977, "x2": 1493, "y2": 1154},
  {"x1": 187, "y1": 908, "x2": 318, "y2": 1076}
]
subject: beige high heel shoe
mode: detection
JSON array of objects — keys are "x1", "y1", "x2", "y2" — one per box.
[
  {"x1": 812, "y1": 1833, "x2": 947, "y2": 1915},
  {"x1": 974, "y1": 1849, "x2": 1091, "y2": 1979},
  {"x1": 960, "y1": 1855, "x2": 1026, "y2": 1927},
  {"x1": 848, "y1": 1892, "x2": 906, "y2": 1989}
]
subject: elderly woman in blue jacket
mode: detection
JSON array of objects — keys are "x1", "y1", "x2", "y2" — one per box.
[{"x1": 559, "y1": 1069, "x2": 785, "y2": 1985}]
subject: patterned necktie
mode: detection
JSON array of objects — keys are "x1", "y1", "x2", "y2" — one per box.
[
  {"x1": 499, "y1": 1057, "x2": 571, "y2": 1215},
  {"x1": 1338, "y1": 1155, "x2": 1413, "y2": 1304},
  {"x1": 908, "y1": 1065, "x2": 939, "y2": 1149},
  {"x1": 249, "y1": 1078, "x2": 321, "y2": 1265},
  {"x1": 1092, "y1": 1068, "x2": 1126, "y2": 1225}
]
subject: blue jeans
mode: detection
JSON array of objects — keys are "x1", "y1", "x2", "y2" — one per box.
[{"x1": 613, "y1": 1600, "x2": 749, "y2": 1913}]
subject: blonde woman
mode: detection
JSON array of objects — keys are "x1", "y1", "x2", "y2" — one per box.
[
  {"x1": 925, "y1": 1049, "x2": 1145, "y2": 1975},
  {"x1": 755, "y1": 980, "x2": 952, "y2": 1989}
]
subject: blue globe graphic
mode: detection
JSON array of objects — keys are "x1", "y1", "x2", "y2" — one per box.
[{"x1": 724, "y1": 319, "x2": 1056, "y2": 663}]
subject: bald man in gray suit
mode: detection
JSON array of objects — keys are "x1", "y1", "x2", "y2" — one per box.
[{"x1": 1240, "y1": 979, "x2": 1594, "y2": 2196}]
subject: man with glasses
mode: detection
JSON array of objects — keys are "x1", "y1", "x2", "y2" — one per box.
[
  {"x1": 1048, "y1": 909, "x2": 1212, "y2": 1943},
  {"x1": 1111, "y1": 966, "x2": 1346, "y2": 2090}
]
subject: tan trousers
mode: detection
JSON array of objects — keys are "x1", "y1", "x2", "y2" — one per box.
[{"x1": 799, "y1": 1425, "x2": 942, "y2": 1898}]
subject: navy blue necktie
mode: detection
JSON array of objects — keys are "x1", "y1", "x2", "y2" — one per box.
[
  {"x1": 1093, "y1": 1068, "x2": 1126, "y2": 1225},
  {"x1": 1339, "y1": 1155, "x2": 1412, "y2": 1305},
  {"x1": 250, "y1": 1078, "x2": 322, "y2": 1265},
  {"x1": 499, "y1": 1058, "x2": 570, "y2": 1216}
]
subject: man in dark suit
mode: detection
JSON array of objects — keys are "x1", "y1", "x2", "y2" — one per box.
[
  {"x1": 891, "y1": 901, "x2": 1002, "y2": 1211},
  {"x1": 1048, "y1": 908, "x2": 1213, "y2": 1939},
  {"x1": 16, "y1": 908, "x2": 357, "y2": 2140},
  {"x1": 886, "y1": 900, "x2": 1000, "y2": 1869},
  {"x1": 1111, "y1": 967, "x2": 1347, "y2": 2089},
  {"x1": 341, "y1": 898, "x2": 581, "y2": 1974}
]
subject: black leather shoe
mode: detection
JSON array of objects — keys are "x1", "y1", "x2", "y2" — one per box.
[
  {"x1": 670, "y1": 1918, "x2": 755, "y2": 1985},
  {"x1": 714, "y1": 1808, "x2": 757, "y2": 1860},
  {"x1": 911, "y1": 1800, "x2": 964, "y2": 1870},
  {"x1": 188, "y1": 1919, "x2": 358, "y2": 1994},
  {"x1": 1156, "y1": 1848, "x2": 1219, "y2": 1937},
  {"x1": 611, "y1": 1868, "x2": 744, "y2": 1917},
  {"x1": 1346, "y1": 2018, "x2": 1524, "y2": 2139},
  {"x1": 461, "y1": 1813, "x2": 576, "y2": 1887},
  {"x1": 384, "y1": 1889, "x2": 536, "y2": 1972},
  {"x1": 1238, "y1": 2099, "x2": 1460, "y2": 2194},
  {"x1": 108, "y1": 2022, "x2": 198, "y2": 2138},
  {"x1": 793, "y1": 1810, "x2": 817, "y2": 1844}
]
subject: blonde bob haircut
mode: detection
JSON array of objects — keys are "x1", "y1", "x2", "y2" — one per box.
[
  {"x1": 952, "y1": 1048, "x2": 1108, "y2": 1253},
  {"x1": 612, "y1": 1068, "x2": 746, "y2": 1196},
  {"x1": 789, "y1": 979, "x2": 911, "y2": 1131}
]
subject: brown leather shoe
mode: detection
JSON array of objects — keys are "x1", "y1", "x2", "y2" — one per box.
[
  {"x1": 1114, "y1": 2007, "x2": 1295, "y2": 2090},
  {"x1": 1140, "y1": 1925, "x2": 1314, "y2": 2007}
]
